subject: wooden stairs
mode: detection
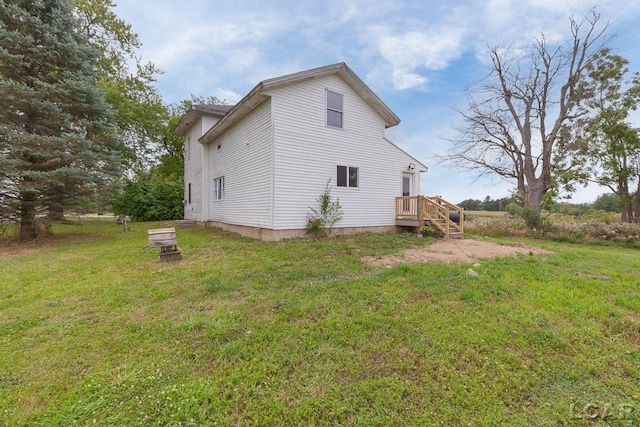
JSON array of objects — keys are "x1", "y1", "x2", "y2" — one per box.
[{"x1": 395, "y1": 195, "x2": 464, "y2": 239}]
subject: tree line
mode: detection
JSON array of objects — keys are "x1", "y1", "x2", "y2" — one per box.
[
  {"x1": 459, "y1": 192, "x2": 621, "y2": 214},
  {"x1": 0, "y1": 0, "x2": 217, "y2": 240}
]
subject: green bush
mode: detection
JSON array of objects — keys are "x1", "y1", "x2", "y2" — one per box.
[
  {"x1": 506, "y1": 202, "x2": 523, "y2": 217},
  {"x1": 112, "y1": 175, "x2": 183, "y2": 221},
  {"x1": 419, "y1": 225, "x2": 439, "y2": 237},
  {"x1": 306, "y1": 179, "x2": 343, "y2": 237}
]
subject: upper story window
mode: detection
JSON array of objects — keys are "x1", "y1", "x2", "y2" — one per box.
[
  {"x1": 186, "y1": 136, "x2": 191, "y2": 160},
  {"x1": 326, "y1": 91, "x2": 343, "y2": 128}
]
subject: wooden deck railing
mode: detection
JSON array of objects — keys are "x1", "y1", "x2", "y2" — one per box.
[{"x1": 395, "y1": 195, "x2": 464, "y2": 238}]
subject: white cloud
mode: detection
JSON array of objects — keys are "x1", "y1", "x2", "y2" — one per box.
[
  {"x1": 377, "y1": 28, "x2": 465, "y2": 90},
  {"x1": 392, "y1": 70, "x2": 427, "y2": 91},
  {"x1": 148, "y1": 22, "x2": 271, "y2": 72},
  {"x1": 213, "y1": 88, "x2": 242, "y2": 105}
]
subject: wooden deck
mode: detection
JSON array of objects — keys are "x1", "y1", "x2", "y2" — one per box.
[{"x1": 395, "y1": 196, "x2": 464, "y2": 239}]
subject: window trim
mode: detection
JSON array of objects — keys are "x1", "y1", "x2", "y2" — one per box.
[
  {"x1": 326, "y1": 90, "x2": 344, "y2": 129},
  {"x1": 336, "y1": 165, "x2": 359, "y2": 188},
  {"x1": 213, "y1": 176, "x2": 224, "y2": 201}
]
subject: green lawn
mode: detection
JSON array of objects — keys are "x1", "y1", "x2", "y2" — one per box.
[{"x1": 1, "y1": 221, "x2": 639, "y2": 426}]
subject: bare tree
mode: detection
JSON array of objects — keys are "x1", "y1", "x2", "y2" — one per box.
[{"x1": 445, "y1": 10, "x2": 610, "y2": 227}]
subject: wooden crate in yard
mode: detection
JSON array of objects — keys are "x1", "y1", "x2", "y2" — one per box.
[{"x1": 148, "y1": 227, "x2": 182, "y2": 262}]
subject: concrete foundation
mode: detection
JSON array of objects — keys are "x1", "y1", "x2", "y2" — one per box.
[{"x1": 200, "y1": 221, "x2": 398, "y2": 241}]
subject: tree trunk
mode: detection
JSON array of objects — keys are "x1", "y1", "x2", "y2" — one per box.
[
  {"x1": 618, "y1": 183, "x2": 633, "y2": 223},
  {"x1": 19, "y1": 195, "x2": 38, "y2": 241},
  {"x1": 47, "y1": 201, "x2": 65, "y2": 221},
  {"x1": 523, "y1": 182, "x2": 545, "y2": 229},
  {"x1": 634, "y1": 183, "x2": 640, "y2": 224},
  {"x1": 621, "y1": 201, "x2": 633, "y2": 223}
]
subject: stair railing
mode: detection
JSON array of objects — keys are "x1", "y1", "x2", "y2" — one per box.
[
  {"x1": 421, "y1": 196, "x2": 450, "y2": 237},
  {"x1": 395, "y1": 195, "x2": 464, "y2": 238},
  {"x1": 430, "y1": 196, "x2": 464, "y2": 235}
]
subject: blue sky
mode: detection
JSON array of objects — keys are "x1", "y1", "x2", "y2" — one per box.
[{"x1": 115, "y1": 0, "x2": 640, "y2": 204}]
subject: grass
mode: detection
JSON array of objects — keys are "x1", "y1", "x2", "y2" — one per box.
[{"x1": 1, "y1": 221, "x2": 639, "y2": 425}]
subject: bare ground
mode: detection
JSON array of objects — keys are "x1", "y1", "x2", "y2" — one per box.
[{"x1": 362, "y1": 238, "x2": 551, "y2": 267}]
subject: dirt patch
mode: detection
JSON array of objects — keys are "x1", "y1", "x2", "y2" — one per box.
[
  {"x1": 362, "y1": 239, "x2": 551, "y2": 267},
  {"x1": 0, "y1": 232, "x2": 99, "y2": 259}
]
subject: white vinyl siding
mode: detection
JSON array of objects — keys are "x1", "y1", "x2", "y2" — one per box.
[
  {"x1": 206, "y1": 99, "x2": 273, "y2": 228},
  {"x1": 183, "y1": 120, "x2": 202, "y2": 220},
  {"x1": 183, "y1": 115, "x2": 223, "y2": 221},
  {"x1": 268, "y1": 74, "x2": 419, "y2": 230}
]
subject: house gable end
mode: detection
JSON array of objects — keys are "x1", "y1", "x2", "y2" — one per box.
[{"x1": 199, "y1": 63, "x2": 400, "y2": 145}]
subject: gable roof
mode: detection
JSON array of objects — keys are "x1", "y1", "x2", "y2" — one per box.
[
  {"x1": 173, "y1": 104, "x2": 234, "y2": 137},
  {"x1": 198, "y1": 62, "x2": 401, "y2": 144}
]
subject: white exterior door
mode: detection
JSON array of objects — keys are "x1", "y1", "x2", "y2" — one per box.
[{"x1": 402, "y1": 173, "x2": 413, "y2": 196}]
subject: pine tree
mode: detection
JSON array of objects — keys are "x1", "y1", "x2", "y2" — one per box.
[{"x1": 0, "y1": 0, "x2": 122, "y2": 240}]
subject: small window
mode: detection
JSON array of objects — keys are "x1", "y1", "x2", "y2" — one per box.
[
  {"x1": 186, "y1": 136, "x2": 191, "y2": 160},
  {"x1": 337, "y1": 165, "x2": 358, "y2": 188},
  {"x1": 327, "y1": 91, "x2": 343, "y2": 128},
  {"x1": 188, "y1": 182, "x2": 192, "y2": 204},
  {"x1": 213, "y1": 176, "x2": 224, "y2": 201}
]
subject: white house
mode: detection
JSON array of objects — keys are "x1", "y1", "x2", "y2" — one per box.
[{"x1": 175, "y1": 62, "x2": 434, "y2": 240}]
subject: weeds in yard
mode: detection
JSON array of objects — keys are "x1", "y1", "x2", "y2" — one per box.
[{"x1": 467, "y1": 213, "x2": 640, "y2": 246}]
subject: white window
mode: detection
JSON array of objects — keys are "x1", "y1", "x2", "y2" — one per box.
[
  {"x1": 186, "y1": 136, "x2": 191, "y2": 160},
  {"x1": 326, "y1": 91, "x2": 343, "y2": 128},
  {"x1": 213, "y1": 176, "x2": 224, "y2": 201},
  {"x1": 337, "y1": 165, "x2": 358, "y2": 188}
]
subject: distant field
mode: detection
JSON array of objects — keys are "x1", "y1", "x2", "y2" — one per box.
[
  {"x1": 464, "y1": 210, "x2": 509, "y2": 217},
  {"x1": 1, "y1": 221, "x2": 639, "y2": 425}
]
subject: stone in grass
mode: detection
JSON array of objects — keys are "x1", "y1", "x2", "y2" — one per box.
[{"x1": 467, "y1": 268, "x2": 479, "y2": 276}]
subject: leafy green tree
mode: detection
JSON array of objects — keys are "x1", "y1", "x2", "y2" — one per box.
[
  {"x1": 112, "y1": 173, "x2": 183, "y2": 221},
  {"x1": 592, "y1": 192, "x2": 621, "y2": 212},
  {"x1": 0, "y1": 0, "x2": 122, "y2": 240},
  {"x1": 565, "y1": 52, "x2": 640, "y2": 222},
  {"x1": 73, "y1": 0, "x2": 165, "y2": 172},
  {"x1": 458, "y1": 199, "x2": 482, "y2": 211}
]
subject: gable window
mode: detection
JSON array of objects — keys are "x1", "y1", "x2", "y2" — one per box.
[
  {"x1": 186, "y1": 136, "x2": 191, "y2": 160},
  {"x1": 213, "y1": 176, "x2": 224, "y2": 201},
  {"x1": 326, "y1": 91, "x2": 343, "y2": 128},
  {"x1": 337, "y1": 165, "x2": 358, "y2": 188}
]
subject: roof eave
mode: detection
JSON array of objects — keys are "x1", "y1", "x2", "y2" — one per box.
[{"x1": 173, "y1": 105, "x2": 232, "y2": 136}]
